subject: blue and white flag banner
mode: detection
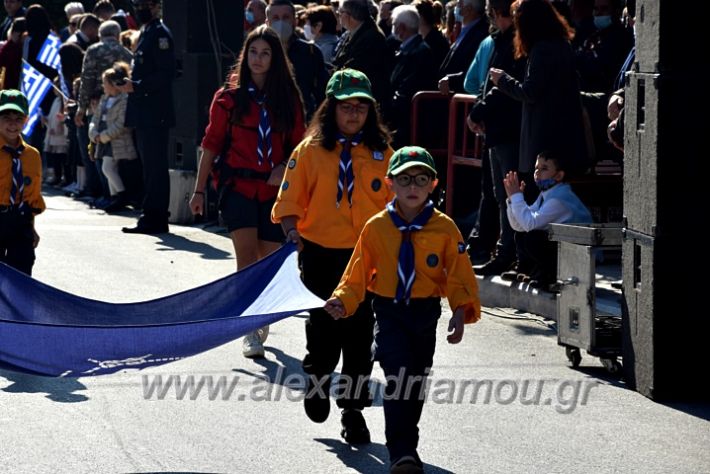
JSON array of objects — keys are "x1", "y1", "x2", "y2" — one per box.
[
  {"x1": 38, "y1": 33, "x2": 61, "y2": 70},
  {"x1": 37, "y1": 33, "x2": 70, "y2": 98},
  {"x1": 20, "y1": 60, "x2": 53, "y2": 136},
  {"x1": 0, "y1": 244, "x2": 324, "y2": 377}
]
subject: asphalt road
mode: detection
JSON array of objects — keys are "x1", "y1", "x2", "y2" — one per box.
[{"x1": 1, "y1": 192, "x2": 708, "y2": 473}]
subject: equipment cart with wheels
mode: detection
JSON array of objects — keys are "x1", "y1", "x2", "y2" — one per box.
[{"x1": 548, "y1": 223, "x2": 623, "y2": 375}]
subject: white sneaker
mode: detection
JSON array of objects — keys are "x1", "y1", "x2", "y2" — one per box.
[
  {"x1": 257, "y1": 325, "x2": 269, "y2": 343},
  {"x1": 242, "y1": 331, "x2": 265, "y2": 358}
]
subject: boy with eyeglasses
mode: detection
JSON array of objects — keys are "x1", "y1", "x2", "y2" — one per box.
[{"x1": 325, "y1": 146, "x2": 480, "y2": 474}]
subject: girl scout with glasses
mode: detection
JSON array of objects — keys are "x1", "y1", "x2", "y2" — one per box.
[{"x1": 272, "y1": 69, "x2": 393, "y2": 445}]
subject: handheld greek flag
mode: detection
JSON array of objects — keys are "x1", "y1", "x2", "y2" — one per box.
[
  {"x1": 37, "y1": 33, "x2": 61, "y2": 70},
  {"x1": 37, "y1": 33, "x2": 70, "y2": 99},
  {"x1": 0, "y1": 244, "x2": 323, "y2": 377},
  {"x1": 20, "y1": 60, "x2": 53, "y2": 137}
]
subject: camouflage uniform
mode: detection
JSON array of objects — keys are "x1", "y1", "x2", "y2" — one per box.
[{"x1": 77, "y1": 38, "x2": 133, "y2": 115}]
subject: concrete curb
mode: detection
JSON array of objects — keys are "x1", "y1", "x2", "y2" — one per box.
[{"x1": 476, "y1": 275, "x2": 558, "y2": 321}]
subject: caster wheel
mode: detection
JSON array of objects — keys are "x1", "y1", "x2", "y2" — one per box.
[
  {"x1": 566, "y1": 347, "x2": 582, "y2": 368},
  {"x1": 601, "y1": 357, "x2": 622, "y2": 375}
]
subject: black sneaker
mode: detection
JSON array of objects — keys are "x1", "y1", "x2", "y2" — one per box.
[
  {"x1": 340, "y1": 409, "x2": 370, "y2": 444},
  {"x1": 304, "y1": 376, "x2": 330, "y2": 423},
  {"x1": 390, "y1": 454, "x2": 424, "y2": 473}
]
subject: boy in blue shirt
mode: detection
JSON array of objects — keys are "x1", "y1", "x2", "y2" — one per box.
[{"x1": 503, "y1": 150, "x2": 592, "y2": 289}]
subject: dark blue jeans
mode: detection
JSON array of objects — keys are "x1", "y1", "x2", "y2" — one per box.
[
  {"x1": 0, "y1": 210, "x2": 35, "y2": 276},
  {"x1": 77, "y1": 119, "x2": 102, "y2": 196},
  {"x1": 372, "y1": 296, "x2": 441, "y2": 463}
]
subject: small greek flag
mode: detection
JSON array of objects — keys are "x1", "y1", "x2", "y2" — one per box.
[
  {"x1": 37, "y1": 33, "x2": 70, "y2": 98},
  {"x1": 21, "y1": 60, "x2": 53, "y2": 137},
  {"x1": 37, "y1": 33, "x2": 61, "y2": 70}
]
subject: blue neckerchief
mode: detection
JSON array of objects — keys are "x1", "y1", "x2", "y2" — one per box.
[
  {"x1": 2, "y1": 144, "x2": 27, "y2": 212},
  {"x1": 335, "y1": 131, "x2": 362, "y2": 208},
  {"x1": 386, "y1": 198, "x2": 435, "y2": 304},
  {"x1": 248, "y1": 83, "x2": 273, "y2": 168}
]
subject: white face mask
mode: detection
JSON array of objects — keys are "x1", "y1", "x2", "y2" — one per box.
[
  {"x1": 270, "y1": 20, "x2": 294, "y2": 42},
  {"x1": 304, "y1": 23, "x2": 315, "y2": 41}
]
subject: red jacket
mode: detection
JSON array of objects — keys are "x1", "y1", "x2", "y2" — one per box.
[
  {"x1": 0, "y1": 39, "x2": 22, "y2": 90},
  {"x1": 201, "y1": 88, "x2": 305, "y2": 201}
]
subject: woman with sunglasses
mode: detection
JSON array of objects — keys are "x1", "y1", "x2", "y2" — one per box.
[{"x1": 272, "y1": 68, "x2": 393, "y2": 445}]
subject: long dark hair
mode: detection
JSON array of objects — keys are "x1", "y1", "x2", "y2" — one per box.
[
  {"x1": 225, "y1": 25, "x2": 303, "y2": 133},
  {"x1": 512, "y1": 0, "x2": 574, "y2": 59},
  {"x1": 25, "y1": 5, "x2": 52, "y2": 40},
  {"x1": 306, "y1": 97, "x2": 391, "y2": 152}
]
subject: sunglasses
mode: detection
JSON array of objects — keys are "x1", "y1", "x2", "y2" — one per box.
[{"x1": 393, "y1": 173, "x2": 433, "y2": 187}]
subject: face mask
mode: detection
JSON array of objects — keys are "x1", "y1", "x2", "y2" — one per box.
[
  {"x1": 535, "y1": 178, "x2": 558, "y2": 191},
  {"x1": 593, "y1": 15, "x2": 612, "y2": 30},
  {"x1": 270, "y1": 20, "x2": 293, "y2": 42},
  {"x1": 304, "y1": 23, "x2": 315, "y2": 41},
  {"x1": 454, "y1": 6, "x2": 463, "y2": 22},
  {"x1": 136, "y1": 7, "x2": 153, "y2": 25},
  {"x1": 245, "y1": 10, "x2": 255, "y2": 25}
]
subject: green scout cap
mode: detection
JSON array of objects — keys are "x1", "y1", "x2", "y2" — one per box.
[
  {"x1": 388, "y1": 146, "x2": 438, "y2": 177},
  {"x1": 0, "y1": 89, "x2": 29, "y2": 116},
  {"x1": 326, "y1": 68, "x2": 375, "y2": 103}
]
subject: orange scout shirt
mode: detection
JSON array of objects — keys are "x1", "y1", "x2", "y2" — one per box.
[
  {"x1": 0, "y1": 136, "x2": 45, "y2": 212},
  {"x1": 271, "y1": 136, "x2": 394, "y2": 249},
  {"x1": 332, "y1": 208, "x2": 481, "y2": 324}
]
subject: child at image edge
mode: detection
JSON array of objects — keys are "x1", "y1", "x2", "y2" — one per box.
[
  {"x1": 0, "y1": 89, "x2": 45, "y2": 276},
  {"x1": 325, "y1": 146, "x2": 481, "y2": 474}
]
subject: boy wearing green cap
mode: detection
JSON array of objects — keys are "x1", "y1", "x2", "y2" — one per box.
[
  {"x1": 325, "y1": 146, "x2": 480, "y2": 473},
  {"x1": 0, "y1": 89, "x2": 45, "y2": 276}
]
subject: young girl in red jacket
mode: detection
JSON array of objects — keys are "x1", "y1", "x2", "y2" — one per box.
[{"x1": 190, "y1": 25, "x2": 306, "y2": 359}]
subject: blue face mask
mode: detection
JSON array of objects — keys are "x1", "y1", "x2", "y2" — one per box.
[
  {"x1": 535, "y1": 178, "x2": 558, "y2": 191},
  {"x1": 454, "y1": 6, "x2": 463, "y2": 22},
  {"x1": 593, "y1": 15, "x2": 612, "y2": 30},
  {"x1": 245, "y1": 10, "x2": 255, "y2": 25}
]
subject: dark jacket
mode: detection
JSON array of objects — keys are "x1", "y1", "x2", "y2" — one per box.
[
  {"x1": 288, "y1": 37, "x2": 327, "y2": 121},
  {"x1": 467, "y1": 27, "x2": 524, "y2": 148},
  {"x1": 332, "y1": 18, "x2": 393, "y2": 106},
  {"x1": 576, "y1": 22, "x2": 634, "y2": 94},
  {"x1": 424, "y1": 28, "x2": 450, "y2": 71},
  {"x1": 497, "y1": 39, "x2": 587, "y2": 174},
  {"x1": 439, "y1": 17, "x2": 489, "y2": 92},
  {"x1": 388, "y1": 35, "x2": 438, "y2": 147},
  {"x1": 0, "y1": 38, "x2": 21, "y2": 90},
  {"x1": 125, "y1": 18, "x2": 176, "y2": 128}
]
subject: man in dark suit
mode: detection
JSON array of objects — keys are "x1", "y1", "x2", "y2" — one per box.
[
  {"x1": 437, "y1": 0, "x2": 488, "y2": 94},
  {"x1": 388, "y1": 5, "x2": 437, "y2": 148},
  {"x1": 120, "y1": 0, "x2": 176, "y2": 234},
  {"x1": 332, "y1": 0, "x2": 393, "y2": 108}
]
